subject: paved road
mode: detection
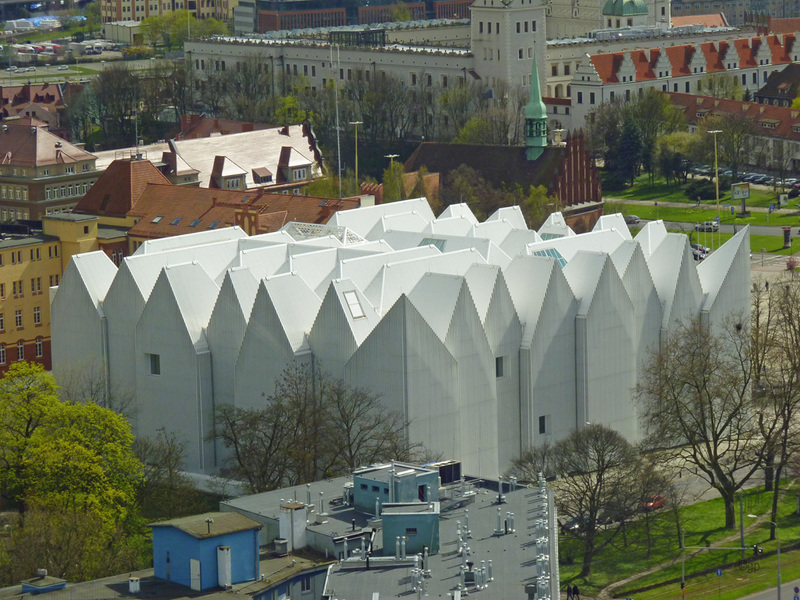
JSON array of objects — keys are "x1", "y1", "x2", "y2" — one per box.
[{"x1": 739, "y1": 577, "x2": 800, "y2": 600}]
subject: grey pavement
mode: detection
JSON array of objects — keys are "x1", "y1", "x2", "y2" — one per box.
[{"x1": 739, "y1": 578, "x2": 800, "y2": 600}]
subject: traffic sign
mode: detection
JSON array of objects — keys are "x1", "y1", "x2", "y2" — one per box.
[
  {"x1": 731, "y1": 206, "x2": 735, "y2": 215},
  {"x1": 715, "y1": 216, "x2": 720, "y2": 223},
  {"x1": 793, "y1": 586, "x2": 798, "y2": 594},
  {"x1": 792, "y1": 595, "x2": 797, "y2": 600},
  {"x1": 716, "y1": 569, "x2": 722, "y2": 576}
]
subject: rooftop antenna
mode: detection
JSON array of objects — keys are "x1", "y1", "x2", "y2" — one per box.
[{"x1": 205, "y1": 517, "x2": 213, "y2": 534}]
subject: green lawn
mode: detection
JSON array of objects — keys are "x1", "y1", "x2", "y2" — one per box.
[
  {"x1": 559, "y1": 482, "x2": 800, "y2": 599},
  {"x1": 616, "y1": 202, "x2": 800, "y2": 231},
  {"x1": 605, "y1": 174, "x2": 791, "y2": 210}
]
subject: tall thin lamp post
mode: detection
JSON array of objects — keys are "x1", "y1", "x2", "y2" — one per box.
[
  {"x1": 349, "y1": 120, "x2": 362, "y2": 190},
  {"x1": 708, "y1": 129, "x2": 722, "y2": 249},
  {"x1": 748, "y1": 515, "x2": 780, "y2": 600}
]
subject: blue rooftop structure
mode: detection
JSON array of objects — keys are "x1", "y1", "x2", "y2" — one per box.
[{"x1": 149, "y1": 512, "x2": 261, "y2": 591}]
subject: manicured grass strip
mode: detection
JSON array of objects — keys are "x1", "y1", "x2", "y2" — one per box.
[
  {"x1": 614, "y1": 202, "x2": 800, "y2": 229},
  {"x1": 604, "y1": 174, "x2": 789, "y2": 208},
  {"x1": 560, "y1": 482, "x2": 800, "y2": 598}
]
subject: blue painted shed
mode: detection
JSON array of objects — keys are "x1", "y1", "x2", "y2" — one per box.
[{"x1": 149, "y1": 511, "x2": 261, "y2": 591}]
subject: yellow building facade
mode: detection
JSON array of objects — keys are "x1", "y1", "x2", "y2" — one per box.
[{"x1": 0, "y1": 213, "x2": 100, "y2": 373}]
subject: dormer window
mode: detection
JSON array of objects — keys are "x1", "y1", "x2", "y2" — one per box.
[{"x1": 292, "y1": 167, "x2": 308, "y2": 181}]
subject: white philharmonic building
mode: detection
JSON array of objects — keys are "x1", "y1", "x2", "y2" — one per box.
[{"x1": 51, "y1": 200, "x2": 750, "y2": 478}]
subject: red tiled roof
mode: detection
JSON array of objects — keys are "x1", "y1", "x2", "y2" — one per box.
[
  {"x1": 74, "y1": 159, "x2": 172, "y2": 217},
  {"x1": 588, "y1": 34, "x2": 794, "y2": 86},
  {"x1": 178, "y1": 114, "x2": 270, "y2": 140},
  {"x1": 127, "y1": 184, "x2": 360, "y2": 240},
  {"x1": 667, "y1": 91, "x2": 800, "y2": 141},
  {"x1": 767, "y1": 34, "x2": 792, "y2": 63},
  {"x1": 701, "y1": 42, "x2": 725, "y2": 73},
  {"x1": 590, "y1": 53, "x2": 623, "y2": 84},
  {"x1": 665, "y1": 45, "x2": 693, "y2": 76},
  {"x1": 671, "y1": 13, "x2": 727, "y2": 27},
  {"x1": 769, "y1": 17, "x2": 800, "y2": 34},
  {"x1": 630, "y1": 50, "x2": 655, "y2": 80},
  {"x1": 544, "y1": 97, "x2": 571, "y2": 105},
  {"x1": 732, "y1": 38, "x2": 754, "y2": 68},
  {"x1": 0, "y1": 117, "x2": 93, "y2": 167}
]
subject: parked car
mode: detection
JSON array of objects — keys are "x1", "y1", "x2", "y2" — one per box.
[
  {"x1": 695, "y1": 221, "x2": 719, "y2": 232},
  {"x1": 691, "y1": 242, "x2": 710, "y2": 255},
  {"x1": 57, "y1": 65, "x2": 68, "y2": 70},
  {"x1": 5, "y1": 66, "x2": 16, "y2": 72},
  {"x1": 642, "y1": 495, "x2": 665, "y2": 511},
  {"x1": 624, "y1": 215, "x2": 640, "y2": 225}
]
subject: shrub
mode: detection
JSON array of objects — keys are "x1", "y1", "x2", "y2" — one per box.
[
  {"x1": 787, "y1": 256, "x2": 797, "y2": 271},
  {"x1": 788, "y1": 188, "x2": 799, "y2": 199},
  {"x1": 684, "y1": 179, "x2": 717, "y2": 201}
]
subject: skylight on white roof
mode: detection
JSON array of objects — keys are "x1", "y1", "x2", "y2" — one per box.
[
  {"x1": 419, "y1": 237, "x2": 446, "y2": 251},
  {"x1": 533, "y1": 248, "x2": 568, "y2": 268},
  {"x1": 343, "y1": 290, "x2": 366, "y2": 319}
]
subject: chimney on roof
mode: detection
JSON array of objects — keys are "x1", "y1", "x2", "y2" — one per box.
[{"x1": 280, "y1": 125, "x2": 290, "y2": 136}]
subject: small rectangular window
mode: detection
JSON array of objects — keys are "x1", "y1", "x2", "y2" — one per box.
[
  {"x1": 495, "y1": 356, "x2": 504, "y2": 378},
  {"x1": 15, "y1": 310, "x2": 22, "y2": 328},
  {"x1": 149, "y1": 353, "x2": 161, "y2": 375},
  {"x1": 33, "y1": 306, "x2": 40, "y2": 325},
  {"x1": 406, "y1": 528, "x2": 418, "y2": 536},
  {"x1": 539, "y1": 415, "x2": 548, "y2": 434}
]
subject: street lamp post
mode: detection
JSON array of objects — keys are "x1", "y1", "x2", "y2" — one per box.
[
  {"x1": 708, "y1": 129, "x2": 722, "y2": 249},
  {"x1": 349, "y1": 120, "x2": 362, "y2": 189},
  {"x1": 680, "y1": 528, "x2": 686, "y2": 600},
  {"x1": 385, "y1": 153, "x2": 399, "y2": 165},
  {"x1": 748, "y1": 515, "x2": 781, "y2": 600}
]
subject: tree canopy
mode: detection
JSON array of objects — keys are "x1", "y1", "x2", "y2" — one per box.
[{"x1": 0, "y1": 363, "x2": 146, "y2": 583}]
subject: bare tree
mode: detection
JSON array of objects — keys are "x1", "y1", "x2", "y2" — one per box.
[
  {"x1": 212, "y1": 365, "x2": 421, "y2": 493},
  {"x1": 550, "y1": 424, "x2": 641, "y2": 577},
  {"x1": 751, "y1": 280, "x2": 800, "y2": 540},
  {"x1": 134, "y1": 428, "x2": 207, "y2": 519},
  {"x1": 55, "y1": 359, "x2": 136, "y2": 419},
  {"x1": 635, "y1": 317, "x2": 765, "y2": 529},
  {"x1": 506, "y1": 438, "x2": 555, "y2": 481}
]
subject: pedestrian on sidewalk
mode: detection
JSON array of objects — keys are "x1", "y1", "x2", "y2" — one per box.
[
  {"x1": 566, "y1": 585, "x2": 573, "y2": 600},
  {"x1": 573, "y1": 584, "x2": 580, "y2": 599}
]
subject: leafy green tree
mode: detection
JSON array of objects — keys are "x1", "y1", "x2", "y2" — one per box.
[
  {"x1": 522, "y1": 185, "x2": 561, "y2": 229},
  {"x1": 697, "y1": 113, "x2": 759, "y2": 181},
  {"x1": 0, "y1": 362, "x2": 60, "y2": 512},
  {"x1": 22, "y1": 400, "x2": 142, "y2": 527},
  {"x1": 0, "y1": 363, "x2": 146, "y2": 584},
  {"x1": 699, "y1": 72, "x2": 744, "y2": 100},
  {"x1": 382, "y1": 160, "x2": 407, "y2": 202},
  {"x1": 657, "y1": 131, "x2": 699, "y2": 185}
]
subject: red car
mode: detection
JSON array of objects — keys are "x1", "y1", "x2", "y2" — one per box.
[{"x1": 643, "y1": 495, "x2": 665, "y2": 511}]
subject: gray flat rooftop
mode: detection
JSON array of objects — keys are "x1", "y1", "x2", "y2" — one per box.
[
  {"x1": 44, "y1": 213, "x2": 98, "y2": 222},
  {"x1": 0, "y1": 233, "x2": 57, "y2": 249},
  {"x1": 325, "y1": 484, "x2": 544, "y2": 599}
]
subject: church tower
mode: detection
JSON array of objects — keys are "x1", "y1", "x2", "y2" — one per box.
[{"x1": 525, "y1": 54, "x2": 548, "y2": 161}]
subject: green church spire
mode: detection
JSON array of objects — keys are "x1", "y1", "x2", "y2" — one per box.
[{"x1": 525, "y1": 54, "x2": 548, "y2": 161}]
